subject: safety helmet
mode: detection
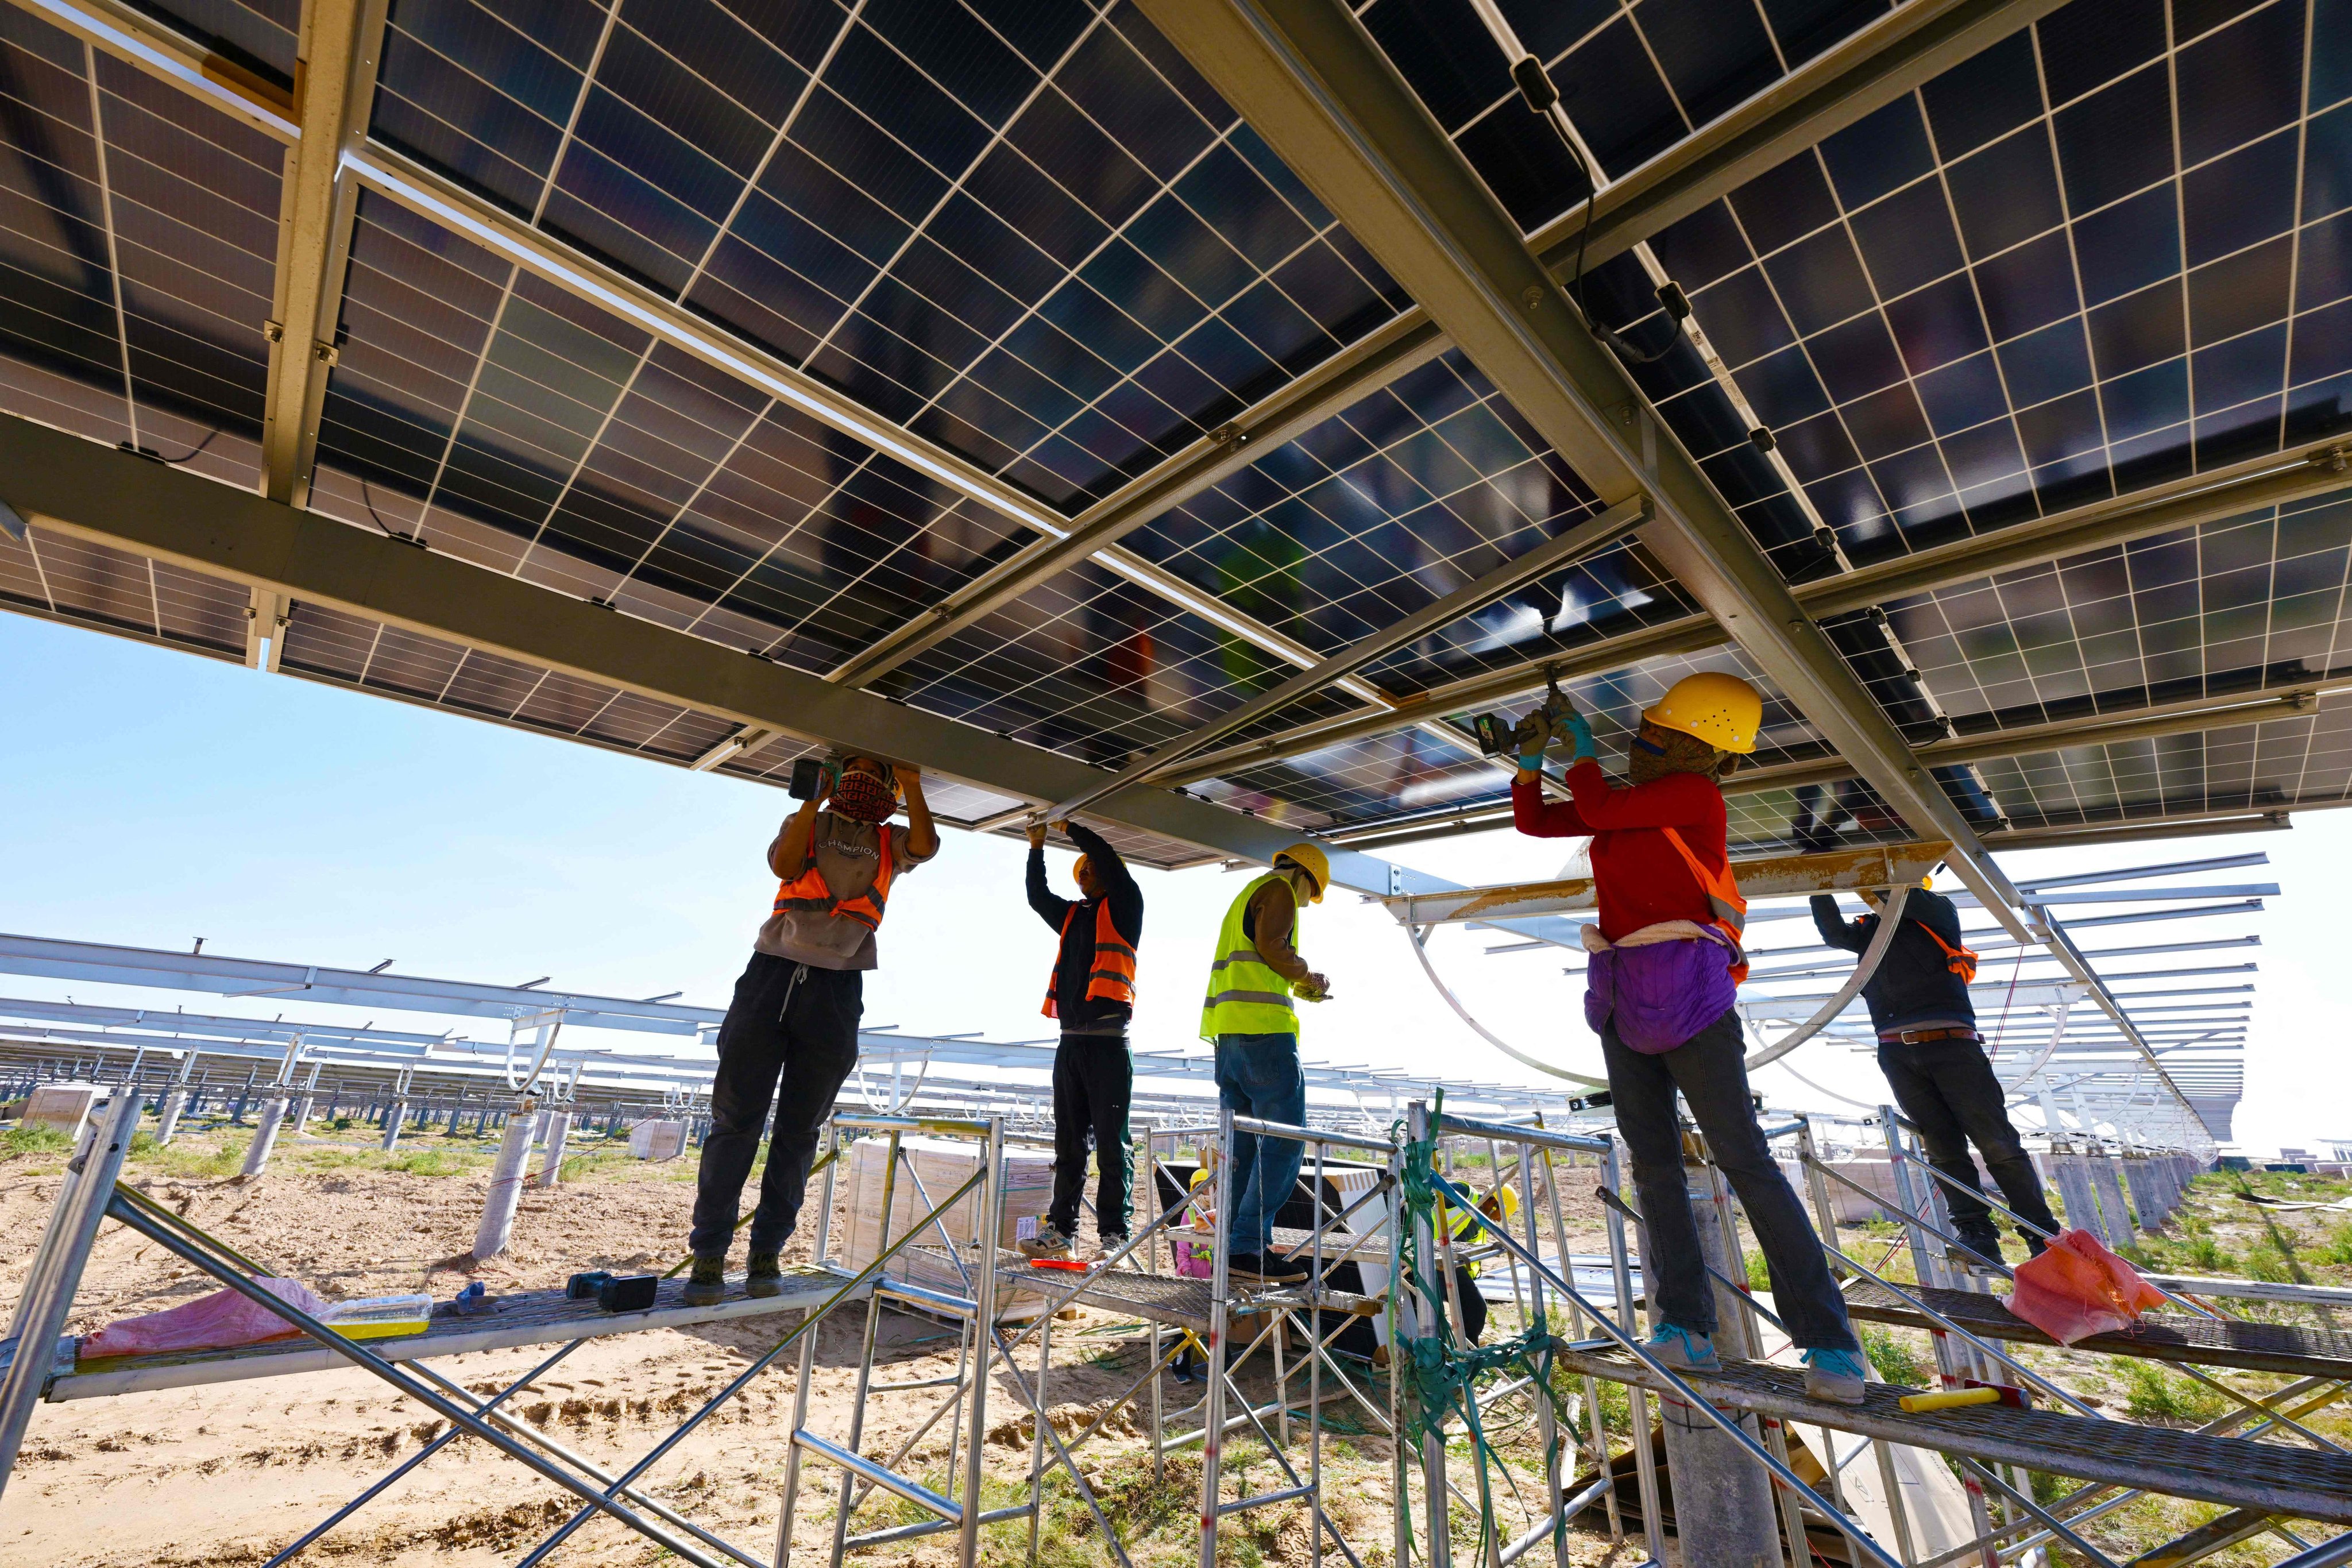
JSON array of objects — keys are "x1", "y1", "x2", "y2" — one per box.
[
  {"x1": 1642, "y1": 673, "x2": 1763, "y2": 754},
  {"x1": 1273, "y1": 841, "x2": 1331, "y2": 903},
  {"x1": 1480, "y1": 1183, "x2": 1521, "y2": 1219}
]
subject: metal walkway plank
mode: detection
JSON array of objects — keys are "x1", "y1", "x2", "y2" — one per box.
[
  {"x1": 1844, "y1": 1281, "x2": 2352, "y2": 1381},
  {"x1": 1550, "y1": 1349, "x2": 2352, "y2": 1524},
  {"x1": 31, "y1": 1266, "x2": 860, "y2": 1402}
]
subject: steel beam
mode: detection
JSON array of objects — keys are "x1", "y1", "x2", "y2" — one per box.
[
  {"x1": 1382, "y1": 837, "x2": 1951, "y2": 925},
  {"x1": 1157, "y1": 441, "x2": 2352, "y2": 787},
  {"x1": 0, "y1": 411, "x2": 1507, "y2": 909},
  {"x1": 259, "y1": 0, "x2": 382, "y2": 509},
  {"x1": 1142, "y1": 0, "x2": 2214, "y2": 1114},
  {"x1": 1141, "y1": 0, "x2": 2029, "y2": 916}
]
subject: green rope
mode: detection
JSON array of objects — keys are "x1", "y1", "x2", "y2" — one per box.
[{"x1": 1392, "y1": 1091, "x2": 1575, "y2": 1565}]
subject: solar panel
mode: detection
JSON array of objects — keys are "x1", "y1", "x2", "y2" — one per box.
[{"x1": 368, "y1": 0, "x2": 1411, "y2": 517}]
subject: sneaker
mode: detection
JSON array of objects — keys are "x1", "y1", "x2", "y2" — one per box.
[
  {"x1": 1803, "y1": 1347, "x2": 1868, "y2": 1405},
  {"x1": 1018, "y1": 1222, "x2": 1075, "y2": 1260},
  {"x1": 682, "y1": 1255, "x2": 727, "y2": 1307},
  {"x1": 1647, "y1": 1323, "x2": 1719, "y2": 1372},
  {"x1": 2023, "y1": 1231, "x2": 2049, "y2": 1258},
  {"x1": 1226, "y1": 1250, "x2": 1307, "y2": 1284},
  {"x1": 1953, "y1": 1225, "x2": 2007, "y2": 1266},
  {"x1": 746, "y1": 1252, "x2": 783, "y2": 1298}
]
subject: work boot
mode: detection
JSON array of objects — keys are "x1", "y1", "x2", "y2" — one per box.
[
  {"x1": 1647, "y1": 1323, "x2": 1719, "y2": 1372},
  {"x1": 1096, "y1": 1233, "x2": 1131, "y2": 1262},
  {"x1": 746, "y1": 1252, "x2": 783, "y2": 1298},
  {"x1": 2022, "y1": 1229, "x2": 2050, "y2": 1258},
  {"x1": 1803, "y1": 1347, "x2": 1868, "y2": 1405},
  {"x1": 1226, "y1": 1250, "x2": 1307, "y2": 1284},
  {"x1": 683, "y1": 1255, "x2": 727, "y2": 1307},
  {"x1": 1018, "y1": 1222, "x2": 1075, "y2": 1260},
  {"x1": 1953, "y1": 1222, "x2": 2007, "y2": 1268}
]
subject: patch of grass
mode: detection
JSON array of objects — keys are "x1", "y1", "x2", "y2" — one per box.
[
  {"x1": 1745, "y1": 1247, "x2": 1771, "y2": 1292},
  {"x1": 557, "y1": 1150, "x2": 629, "y2": 1183},
  {"x1": 2117, "y1": 1361, "x2": 2230, "y2": 1424},
  {"x1": 145, "y1": 1138, "x2": 248, "y2": 1179},
  {"x1": 2243, "y1": 1241, "x2": 2296, "y2": 1283},
  {"x1": 2, "y1": 1124, "x2": 75, "y2": 1158},
  {"x1": 2177, "y1": 1234, "x2": 2235, "y2": 1272},
  {"x1": 1859, "y1": 1324, "x2": 1930, "y2": 1388},
  {"x1": 2317, "y1": 1224, "x2": 2352, "y2": 1267}
]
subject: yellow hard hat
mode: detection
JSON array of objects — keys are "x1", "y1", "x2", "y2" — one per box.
[
  {"x1": 1481, "y1": 1183, "x2": 1521, "y2": 1219},
  {"x1": 1642, "y1": 672, "x2": 1763, "y2": 754},
  {"x1": 1274, "y1": 842, "x2": 1330, "y2": 903}
]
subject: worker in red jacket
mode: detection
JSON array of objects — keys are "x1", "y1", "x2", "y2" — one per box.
[{"x1": 1512, "y1": 672, "x2": 1866, "y2": 1403}]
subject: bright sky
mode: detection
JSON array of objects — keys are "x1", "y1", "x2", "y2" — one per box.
[{"x1": 2, "y1": 611, "x2": 2340, "y2": 1154}]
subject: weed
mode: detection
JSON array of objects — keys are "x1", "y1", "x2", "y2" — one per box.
[
  {"x1": 1859, "y1": 1325, "x2": 1930, "y2": 1388},
  {"x1": 2316, "y1": 1224, "x2": 2352, "y2": 1268},
  {"x1": 2118, "y1": 1362, "x2": 2229, "y2": 1424},
  {"x1": 2, "y1": 1125, "x2": 74, "y2": 1158},
  {"x1": 1744, "y1": 1248, "x2": 1770, "y2": 1292}
]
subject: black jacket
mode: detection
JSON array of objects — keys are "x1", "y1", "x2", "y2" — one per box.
[
  {"x1": 1028, "y1": 822, "x2": 1144, "y2": 1037},
  {"x1": 1810, "y1": 887, "x2": 1976, "y2": 1038}
]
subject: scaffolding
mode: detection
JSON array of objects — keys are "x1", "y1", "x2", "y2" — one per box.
[{"x1": 7, "y1": 1083, "x2": 2352, "y2": 1567}]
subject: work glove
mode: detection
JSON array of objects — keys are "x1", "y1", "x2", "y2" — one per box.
[
  {"x1": 1511, "y1": 709, "x2": 1555, "y2": 773},
  {"x1": 1563, "y1": 710, "x2": 1597, "y2": 762}
]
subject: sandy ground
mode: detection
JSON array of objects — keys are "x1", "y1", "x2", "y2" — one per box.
[{"x1": 0, "y1": 1125, "x2": 1648, "y2": 1568}]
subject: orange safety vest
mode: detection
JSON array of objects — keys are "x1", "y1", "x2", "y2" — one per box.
[
  {"x1": 770, "y1": 821, "x2": 894, "y2": 933},
  {"x1": 1042, "y1": 900, "x2": 1137, "y2": 1018},
  {"x1": 1657, "y1": 825, "x2": 1749, "y2": 983},
  {"x1": 1910, "y1": 919, "x2": 1979, "y2": 982}
]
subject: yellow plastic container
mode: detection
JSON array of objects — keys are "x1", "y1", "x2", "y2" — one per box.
[{"x1": 323, "y1": 1292, "x2": 432, "y2": 1341}]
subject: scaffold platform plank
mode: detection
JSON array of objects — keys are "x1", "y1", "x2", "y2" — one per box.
[
  {"x1": 25, "y1": 1265, "x2": 861, "y2": 1403},
  {"x1": 1550, "y1": 1347, "x2": 2352, "y2": 1524},
  {"x1": 970, "y1": 1254, "x2": 1382, "y2": 1332},
  {"x1": 1843, "y1": 1281, "x2": 2352, "y2": 1381}
]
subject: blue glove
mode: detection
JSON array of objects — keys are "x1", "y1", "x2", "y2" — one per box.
[
  {"x1": 1515, "y1": 749, "x2": 1546, "y2": 774},
  {"x1": 1563, "y1": 710, "x2": 1597, "y2": 761}
]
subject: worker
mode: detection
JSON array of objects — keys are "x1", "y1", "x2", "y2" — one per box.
[
  {"x1": 1812, "y1": 879, "x2": 2060, "y2": 1262},
  {"x1": 1198, "y1": 843, "x2": 1334, "y2": 1284},
  {"x1": 1019, "y1": 816, "x2": 1144, "y2": 1260},
  {"x1": 683, "y1": 754, "x2": 938, "y2": 1306},
  {"x1": 1512, "y1": 673, "x2": 1867, "y2": 1404}
]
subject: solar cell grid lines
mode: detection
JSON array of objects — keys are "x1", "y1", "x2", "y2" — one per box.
[
  {"x1": 0, "y1": 9, "x2": 279, "y2": 486},
  {"x1": 1565, "y1": 0, "x2": 2352, "y2": 569},
  {"x1": 365, "y1": 0, "x2": 1412, "y2": 517}
]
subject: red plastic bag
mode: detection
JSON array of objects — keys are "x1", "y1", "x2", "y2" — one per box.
[
  {"x1": 79, "y1": 1277, "x2": 328, "y2": 1361},
  {"x1": 2003, "y1": 1228, "x2": 2166, "y2": 1345}
]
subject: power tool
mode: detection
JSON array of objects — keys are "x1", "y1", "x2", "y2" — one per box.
[{"x1": 1470, "y1": 667, "x2": 1575, "y2": 762}]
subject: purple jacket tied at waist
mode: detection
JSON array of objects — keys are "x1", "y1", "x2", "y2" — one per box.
[{"x1": 1584, "y1": 924, "x2": 1739, "y2": 1053}]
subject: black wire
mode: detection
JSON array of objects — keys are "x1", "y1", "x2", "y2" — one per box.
[
  {"x1": 358, "y1": 477, "x2": 400, "y2": 539},
  {"x1": 1520, "y1": 66, "x2": 1683, "y2": 368},
  {"x1": 156, "y1": 428, "x2": 219, "y2": 464}
]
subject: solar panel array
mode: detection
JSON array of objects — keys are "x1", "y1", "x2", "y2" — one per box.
[{"x1": 0, "y1": 0, "x2": 2345, "y2": 877}]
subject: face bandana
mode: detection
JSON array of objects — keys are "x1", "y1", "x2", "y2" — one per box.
[
  {"x1": 1627, "y1": 727, "x2": 1728, "y2": 787},
  {"x1": 830, "y1": 768, "x2": 897, "y2": 824}
]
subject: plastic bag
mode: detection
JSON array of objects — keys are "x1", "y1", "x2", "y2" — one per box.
[
  {"x1": 79, "y1": 1277, "x2": 329, "y2": 1361},
  {"x1": 2002, "y1": 1228, "x2": 2165, "y2": 1345}
]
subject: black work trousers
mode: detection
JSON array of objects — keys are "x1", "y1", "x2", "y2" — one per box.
[
  {"x1": 1602, "y1": 1007, "x2": 1857, "y2": 1351},
  {"x1": 1047, "y1": 1033, "x2": 1134, "y2": 1239},
  {"x1": 1876, "y1": 1037, "x2": 2060, "y2": 1238},
  {"x1": 689, "y1": 953, "x2": 862, "y2": 1257}
]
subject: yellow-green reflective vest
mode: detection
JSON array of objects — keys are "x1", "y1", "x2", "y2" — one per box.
[{"x1": 1199, "y1": 872, "x2": 1303, "y2": 1041}]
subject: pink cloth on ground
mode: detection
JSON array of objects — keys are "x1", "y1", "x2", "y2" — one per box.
[
  {"x1": 79, "y1": 1277, "x2": 329, "y2": 1360},
  {"x1": 2002, "y1": 1228, "x2": 2166, "y2": 1345}
]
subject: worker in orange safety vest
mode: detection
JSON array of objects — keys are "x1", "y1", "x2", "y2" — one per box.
[
  {"x1": 684, "y1": 754, "x2": 937, "y2": 1306},
  {"x1": 1018, "y1": 817, "x2": 1144, "y2": 1259}
]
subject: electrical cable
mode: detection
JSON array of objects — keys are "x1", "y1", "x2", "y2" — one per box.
[
  {"x1": 1741, "y1": 884, "x2": 1911, "y2": 1070},
  {"x1": 1404, "y1": 924, "x2": 1607, "y2": 1088}
]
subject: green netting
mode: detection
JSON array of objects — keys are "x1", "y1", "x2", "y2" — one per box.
[{"x1": 1392, "y1": 1091, "x2": 1579, "y2": 1563}]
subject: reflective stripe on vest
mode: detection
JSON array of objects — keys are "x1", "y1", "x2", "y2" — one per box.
[
  {"x1": 1042, "y1": 900, "x2": 1138, "y2": 1019},
  {"x1": 770, "y1": 821, "x2": 895, "y2": 933},
  {"x1": 1200, "y1": 873, "x2": 1300, "y2": 1041},
  {"x1": 1910, "y1": 919, "x2": 1980, "y2": 982},
  {"x1": 1656, "y1": 825, "x2": 1749, "y2": 983}
]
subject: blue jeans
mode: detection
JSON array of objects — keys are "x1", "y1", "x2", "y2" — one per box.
[{"x1": 1214, "y1": 1032, "x2": 1305, "y2": 1256}]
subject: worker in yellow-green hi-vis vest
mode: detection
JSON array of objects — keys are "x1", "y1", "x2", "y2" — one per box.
[{"x1": 1198, "y1": 842, "x2": 1333, "y2": 1284}]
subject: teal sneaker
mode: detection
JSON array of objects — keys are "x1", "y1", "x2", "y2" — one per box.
[
  {"x1": 1647, "y1": 1323, "x2": 1719, "y2": 1371},
  {"x1": 1803, "y1": 1347, "x2": 1867, "y2": 1405}
]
